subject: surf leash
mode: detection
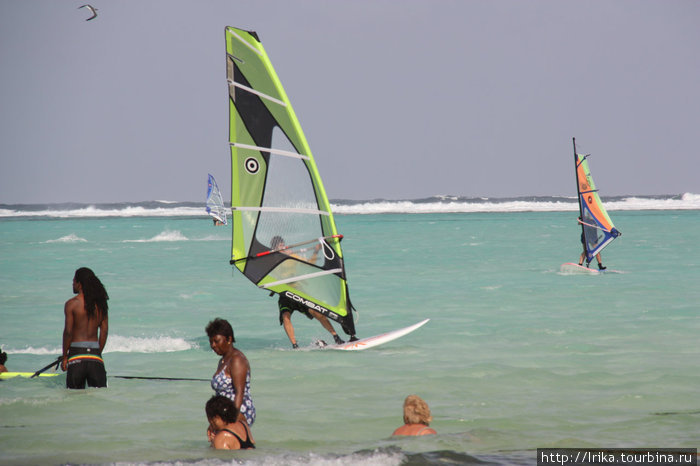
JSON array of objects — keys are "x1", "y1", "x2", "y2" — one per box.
[
  {"x1": 111, "y1": 375, "x2": 209, "y2": 382},
  {"x1": 30, "y1": 356, "x2": 62, "y2": 378}
]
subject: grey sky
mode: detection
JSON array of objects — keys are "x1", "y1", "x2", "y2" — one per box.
[{"x1": 1, "y1": 0, "x2": 698, "y2": 204}]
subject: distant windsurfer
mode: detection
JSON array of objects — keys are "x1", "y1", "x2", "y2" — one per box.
[
  {"x1": 271, "y1": 236, "x2": 345, "y2": 348},
  {"x1": 79, "y1": 4, "x2": 98, "y2": 21},
  {"x1": 579, "y1": 231, "x2": 605, "y2": 270},
  {"x1": 577, "y1": 216, "x2": 609, "y2": 270},
  {"x1": 206, "y1": 174, "x2": 227, "y2": 226},
  {"x1": 61, "y1": 267, "x2": 109, "y2": 389}
]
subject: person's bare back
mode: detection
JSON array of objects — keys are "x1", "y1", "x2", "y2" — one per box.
[
  {"x1": 61, "y1": 268, "x2": 109, "y2": 388},
  {"x1": 64, "y1": 293, "x2": 105, "y2": 344}
]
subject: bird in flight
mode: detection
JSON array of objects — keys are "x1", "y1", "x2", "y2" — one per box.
[{"x1": 79, "y1": 4, "x2": 98, "y2": 21}]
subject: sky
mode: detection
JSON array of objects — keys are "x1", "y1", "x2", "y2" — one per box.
[{"x1": 1, "y1": 0, "x2": 699, "y2": 204}]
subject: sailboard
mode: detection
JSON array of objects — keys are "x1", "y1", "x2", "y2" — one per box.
[
  {"x1": 569, "y1": 137, "x2": 621, "y2": 267},
  {"x1": 225, "y1": 26, "x2": 356, "y2": 338},
  {"x1": 560, "y1": 262, "x2": 603, "y2": 274},
  {"x1": 328, "y1": 319, "x2": 430, "y2": 351},
  {"x1": 0, "y1": 372, "x2": 60, "y2": 379},
  {"x1": 206, "y1": 174, "x2": 228, "y2": 225},
  {"x1": 559, "y1": 262, "x2": 622, "y2": 275}
]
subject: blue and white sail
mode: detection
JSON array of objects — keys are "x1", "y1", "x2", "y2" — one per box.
[{"x1": 206, "y1": 174, "x2": 227, "y2": 225}]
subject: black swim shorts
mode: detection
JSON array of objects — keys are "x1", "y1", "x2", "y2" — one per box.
[
  {"x1": 278, "y1": 294, "x2": 313, "y2": 325},
  {"x1": 66, "y1": 346, "x2": 107, "y2": 389}
]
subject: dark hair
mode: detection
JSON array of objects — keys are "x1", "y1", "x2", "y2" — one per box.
[
  {"x1": 205, "y1": 318, "x2": 235, "y2": 342},
  {"x1": 270, "y1": 236, "x2": 284, "y2": 249},
  {"x1": 74, "y1": 267, "x2": 109, "y2": 320},
  {"x1": 206, "y1": 395, "x2": 239, "y2": 423},
  {"x1": 0, "y1": 350, "x2": 7, "y2": 365}
]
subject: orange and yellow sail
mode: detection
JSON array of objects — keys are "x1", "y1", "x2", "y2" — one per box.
[{"x1": 573, "y1": 138, "x2": 621, "y2": 264}]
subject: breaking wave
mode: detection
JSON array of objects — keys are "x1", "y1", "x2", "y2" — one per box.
[{"x1": 1, "y1": 194, "x2": 698, "y2": 218}]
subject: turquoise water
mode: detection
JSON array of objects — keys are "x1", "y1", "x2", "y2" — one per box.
[{"x1": 1, "y1": 209, "x2": 699, "y2": 465}]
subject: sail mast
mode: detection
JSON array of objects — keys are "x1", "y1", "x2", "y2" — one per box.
[{"x1": 572, "y1": 137, "x2": 587, "y2": 256}]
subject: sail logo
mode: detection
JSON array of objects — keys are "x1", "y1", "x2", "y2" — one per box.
[
  {"x1": 245, "y1": 157, "x2": 259, "y2": 174},
  {"x1": 284, "y1": 291, "x2": 330, "y2": 315}
]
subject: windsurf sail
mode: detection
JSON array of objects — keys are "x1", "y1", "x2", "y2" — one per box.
[
  {"x1": 206, "y1": 174, "x2": 228, "y2": 225},
  {"x1": 225, "y1": 26, "x2": 356, "y2": 337},
  {"x1": 573, "y1": 138, "x2": 621, "y2": 264}
]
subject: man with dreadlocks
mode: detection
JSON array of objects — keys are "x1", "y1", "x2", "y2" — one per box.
[{"x1": 61, "y1": 267, "x2": 109, "y2": 389}]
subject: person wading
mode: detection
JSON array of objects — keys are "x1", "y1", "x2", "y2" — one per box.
[{"x1": 61, "y1": 267, "x2": 109, "y2": 389}]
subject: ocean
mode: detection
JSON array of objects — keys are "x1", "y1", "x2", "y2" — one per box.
[{"x1": 1, "y1": 194, "x2": 699, "y2": 465}]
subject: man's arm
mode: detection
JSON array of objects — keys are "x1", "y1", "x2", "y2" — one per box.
[
  {"x1": 61, "y1": 300, "x2": 74, "y2": 371},
  {"x1": 309, "y1": 242, "x2": 322, "y2": 263}
]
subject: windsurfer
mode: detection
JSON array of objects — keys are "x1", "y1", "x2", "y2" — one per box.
[
  {"x1": 61, "y1": 267, "x2": 109, "y2": 389},
  {"x1": 271, "y1": 236, "x2": 345, "y2": 348},
  {"x1": 577, "y1": 218, "x2": 605, "y2": 270},
  {"x1": 206, "y1": 174, "x2": 227, "y2": 226},
  {"x1": 579, "y1": 233, "x2": 605, "y2": 269}
]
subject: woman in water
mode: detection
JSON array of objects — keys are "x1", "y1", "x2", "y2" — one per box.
[
  {"x1": 392, "y1": 395, "x2": 437, "y2": 436},
  {"x1": 206, "y1": 395, "x2": 255, "y2": 450},
  {"x1": 206, "y1": 318, "x2": 255, "y2": 427}
]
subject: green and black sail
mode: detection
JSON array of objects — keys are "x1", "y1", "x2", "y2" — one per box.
[{"x1": 225, "y1": 26, "x2": 356, "y2": 336}]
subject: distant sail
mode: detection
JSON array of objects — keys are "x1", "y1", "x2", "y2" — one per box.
[
  {"x1": 225, "y1": 26, "x2": 356, "y2": 336},
  {"x1": 573, "y1": 138, "x2": 621, "y2": 264},
  {"x1": 206, "y1": 174, "x2": 227, "y2": 225}
]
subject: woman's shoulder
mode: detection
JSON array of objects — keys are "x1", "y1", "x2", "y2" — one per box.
[
  {"x1": 418, "y1": 426, "x2": 437, "y2": 435},
  {"x1": 392, "y1": 424, "x2": 436, "y2": 436},
  {"x1": 229, "y1": 349, "x2": 250, "y2": 368},
  {"x1": 214, "y1": 425, "x2": 242, "y2": 449}
]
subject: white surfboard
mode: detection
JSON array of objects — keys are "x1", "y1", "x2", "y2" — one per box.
[
  {"x1": 559, "y1": 262, "x2": 622, "y2": 274},
  {"x1": 560, "y1": 262, "x2": 600, "y2": 274},
  {"x1": 327, "y1": 318, "x2": 430, "y2": 351}
]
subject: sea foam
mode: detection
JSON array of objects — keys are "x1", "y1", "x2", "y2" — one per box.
[
  {"x1": 5, "y1": 335, "x2": 195, "y2": 355},
  {"x1": 123, "y1": 230, "x2": 188, "y2": 243},
  {"x1": 1, "y1": 194, "x2": 698, "y2": 218},
  {"x1": 44, "y1": 234, "x2": 88, "y2": 243}
]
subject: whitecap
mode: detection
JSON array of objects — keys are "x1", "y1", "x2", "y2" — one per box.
[
  {"x1": 104, "y1": 335, "x2": 194, "y2": 353},
  {"x1": 44, "y1": 234, "x2": 88, "y2": 243},
  {"x1": 4, "y1": 346, "x2": 61, "y2": 355},
  {"x1": 123, "y1": 230, "x2": 188, "y2": 243},
  {"x1": 5, "y1": 335, "x2": 194, "y2": 355}
]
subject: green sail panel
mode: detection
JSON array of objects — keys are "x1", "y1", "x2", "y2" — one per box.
[{"x1": 225, "y1": 26, "x2": 356, "y2": 336}]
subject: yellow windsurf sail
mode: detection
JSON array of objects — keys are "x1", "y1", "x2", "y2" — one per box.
[{"x1": 225, "y1": 27, "x2": 356, "y2": 337}]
